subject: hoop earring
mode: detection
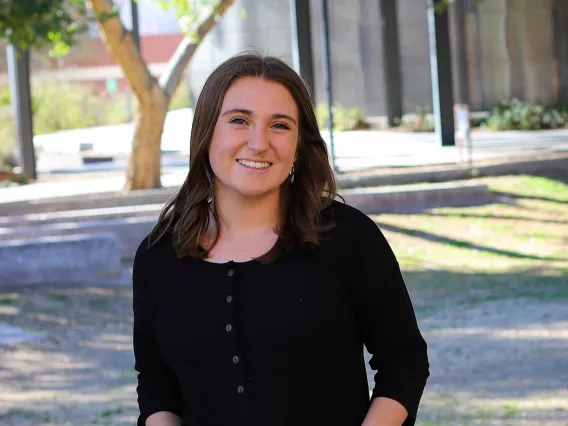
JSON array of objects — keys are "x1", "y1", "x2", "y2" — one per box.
[{"x1": 289, "y1": 164, "x2": 295, "y2": 183}]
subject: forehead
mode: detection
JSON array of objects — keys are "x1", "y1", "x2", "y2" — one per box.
[{"x1": 221, "y1": 77, "x2": 299, "y2": 117}]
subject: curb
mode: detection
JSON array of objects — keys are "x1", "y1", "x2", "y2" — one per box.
[
  {"x1": 1, "y1": 154, "x2": 566, "y2": 216},
  {"x1": 337, "y1": 154, "x2": 568, "y2": 189},
  {"x1": 0, "y1": 182, "x2": 491, "y2": 266},
  {"x1": 342, "y1": 182, "x2": 490, "y2": 214}
]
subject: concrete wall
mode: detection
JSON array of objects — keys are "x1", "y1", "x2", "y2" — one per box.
[
  {"x1": 187, "y1": 0, "x2": 367, "y2": 111},
  {"x1": 553, "y1": 0, "x2": 568, "y2": 100},
  {"x1": 187, "y1": 0, "x2": 293, "y2": 106},
  {"x1": 359, "y1": 0, "x2": 386, "y2": 116},
  {"x1": 467, "y1": 0, "x2": 556, "y2": 107},
  {"x1": 186, "y1": 0, "x2": 561, "y2": 117},
  {"x1": 309, "y1": 0, "x2": 367, "y2": 109}
]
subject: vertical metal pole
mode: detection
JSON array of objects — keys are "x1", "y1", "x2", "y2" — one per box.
[
  {"x1": 128, "y1": 0, "x2": 141, "y2": 121},
  {"x1": 321, "y1": 0, "x2": 337, "y2": 172},
  {"x1": 427, "y1": 0, "x2": 456, "y2": 146},
  {"x1": 290, "y1": 0, "x2": 316, "y2": 102},
  {"x1": 6, "y1": 45, "x2": 36, "y2": 180},
  {"x1": 379, "y1": 0, "x2": 403, "y2": 126},
  {"x1": 130, "y1": 0, "x2": 141, "y2": 52}
]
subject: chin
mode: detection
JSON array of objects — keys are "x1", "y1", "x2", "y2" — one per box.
[{"x1": 235, "y1": 185, "x2": 280, "y2": 198}]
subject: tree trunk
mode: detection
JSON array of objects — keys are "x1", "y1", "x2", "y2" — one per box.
[
  {"x1": 89, "y1": 0, "x2": 236, "y2": 191},
  {"x1": 125, "y1": 83, "x2": 168, "y2": 191}
]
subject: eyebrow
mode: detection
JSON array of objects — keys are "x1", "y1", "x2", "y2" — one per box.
[{"x1": 221, "y1": 108, "x2": 298, "y2": 125}]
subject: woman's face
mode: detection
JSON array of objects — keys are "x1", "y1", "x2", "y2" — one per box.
[{"x1": 208, "y1": 76, "x2": 299, "y2": 200}]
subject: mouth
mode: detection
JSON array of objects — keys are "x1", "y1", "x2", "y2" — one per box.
[{"x1": 236, "y1": 159, "x2": 273, "y2": 170}]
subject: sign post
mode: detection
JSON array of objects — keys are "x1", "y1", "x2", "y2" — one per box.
[{"x1": 454, "y1": 104, "x2": 472, "y2": 170}]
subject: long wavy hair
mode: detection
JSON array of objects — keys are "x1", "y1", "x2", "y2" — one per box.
[{"x1": 148, "y1": 52, "x2": 337, "y2": 262}]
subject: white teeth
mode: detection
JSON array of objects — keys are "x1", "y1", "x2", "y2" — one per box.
[{"x1": 238, "y1": 160, "x2": 271, "y2": 169}]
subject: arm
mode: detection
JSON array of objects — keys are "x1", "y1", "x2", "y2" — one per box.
[
  {"x1": 133, "y1": 240, "x2": 185, "y2": 426},
  {"x1": 352, "y1": 216, "x2": 430, "y2": 426},
  {"x1": 146, "y1": 411, "x2": 182, "y2": 426},
  {"x1": 361, "y1": 397, "x2": 408, "y2": 426}
]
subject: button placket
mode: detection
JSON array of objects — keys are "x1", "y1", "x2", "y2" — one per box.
[
  {"x1": 225, "y1": 267, "x2": 236, "y2": 333},
  {"x1": 224, "y1": 264, "x2": 250, "y2": 393}
]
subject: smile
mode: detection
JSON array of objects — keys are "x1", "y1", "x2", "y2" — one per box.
[{"x1": 237, "y1": 159, "x2": 272, "y2": 169}]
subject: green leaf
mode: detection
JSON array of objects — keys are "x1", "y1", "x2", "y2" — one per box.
[{"x1": 0, "y1": 0, "x2": 88, "y2": 56}]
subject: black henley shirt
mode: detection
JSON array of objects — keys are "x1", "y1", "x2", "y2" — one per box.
[{"x1": 133, "y1": 200, "x2": 429, "y2": 426}]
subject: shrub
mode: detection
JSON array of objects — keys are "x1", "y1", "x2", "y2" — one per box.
[
  {"x1": 487, "y1": 99, "x2": 568, "y2": 131},
  {"x1": 0, "y1": 108, "x2": 17, "y2": 171},
  {"x1": 400, "y1": 105, "x2": 436, "y2": 132},
  {"x1": 0, "y1": 80, "x2": 133, "y2": 170},
  {"x1": 169, "y1": 80, "x2": 192, "y2": 111},
  {"x1": 31, "y1": 80, "x2": 131, "y2": 134},
  {"x1": 315, "y1": 102, "x2": 368, "y2": 131}
]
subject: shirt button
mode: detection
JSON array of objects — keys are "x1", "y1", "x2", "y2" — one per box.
[
  {"x1": 237, "y1": 385, "x2": 245, "y2": 394},
  {"x1": 233, "y1": 355, "x2": 239, "y2": 364},
  {"x1": 226, "y1": 295, "x2": 233, "y2": 303},
  {"x1": 228, "y1": 269, "x2": 234, "y2": 277},
  {"x1": 225, "y1": 324, "x2": 232, "y2": 332}
]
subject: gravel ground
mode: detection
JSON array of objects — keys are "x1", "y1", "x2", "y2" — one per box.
[
  {"x1": 1, "y1": 285, "x2": 567, "y2": 425},
  {"x1": 415, "y1": 298, "x2": 568, "y2": 425}
]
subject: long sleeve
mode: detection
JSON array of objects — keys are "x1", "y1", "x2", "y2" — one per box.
[
  {"x1": 352, "y1": 216, "x2": 430, "y2": 426},
  {"x1": 133, "y1": 239, "x2": 184, "y2": 426}
]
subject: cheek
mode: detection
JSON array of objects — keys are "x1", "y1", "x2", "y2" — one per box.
[
  {"x1": 209, "y1": 131, "x2": 239, "y2": 170},
  {"x1": 275, "y1": 137, "x2": 298, "y2": 167}
]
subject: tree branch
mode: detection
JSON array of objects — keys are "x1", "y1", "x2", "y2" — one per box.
[
  {"x1": 160, "y1": 0, "x2": 236, "y2": 99},
  {"x1": 88, "y1": 0, "x2": 157, "y2": 105}
]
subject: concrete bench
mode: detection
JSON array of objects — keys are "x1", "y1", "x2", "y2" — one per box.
[
  {"x1": 0, "y1": 187, "x2": 177, "y2": 216},
  {"x1": 342, "y1": 181, "x2": 491, "y2": 214},
  {"x1": 0, "y1": 203, "x2": 164, "y2": 227},
  {"x1": 0, "y1": 232, "x2": 122, "y2": 287},
  {"x1": 0, "y1": 216, "x2": 157, "y2": 261}
]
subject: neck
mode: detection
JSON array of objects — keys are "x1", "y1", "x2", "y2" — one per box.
[{"x1": 213, "y1": 183, "x2": 281, "y2": 237}]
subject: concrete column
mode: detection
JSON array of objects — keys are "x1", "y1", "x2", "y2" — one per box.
[{"x1": 427, "y1": 0, "x2": 456, "y2": 146}]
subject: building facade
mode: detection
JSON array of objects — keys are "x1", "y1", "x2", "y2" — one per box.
[
  {"x1": 4, "y1": 0, "x2": 566, "y2": 117},
  {"x1": 186, "y1": 0, "x2": 568, "y2": 116}
]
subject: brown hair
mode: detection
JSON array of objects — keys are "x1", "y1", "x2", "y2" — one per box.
[{"x1": 148, "y1": 51, "x2": 337, "y2": 262}]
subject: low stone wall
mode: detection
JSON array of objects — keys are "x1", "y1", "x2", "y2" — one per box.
[{"x1": 0, "y1": 233, "x2": 122, "y2": 287}]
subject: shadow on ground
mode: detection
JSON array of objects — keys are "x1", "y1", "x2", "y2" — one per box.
[{"x1": 0, "y1": 265, "x2": 567, "y2": 425}]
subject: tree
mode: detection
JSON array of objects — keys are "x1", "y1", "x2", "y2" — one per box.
[{"x1": 1, "y1": 0, "x2": 236, "y2": 190}]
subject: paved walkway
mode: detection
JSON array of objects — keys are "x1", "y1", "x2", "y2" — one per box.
[{"x1": 2, "y1": 129, "x2": 568, "y2": 205}]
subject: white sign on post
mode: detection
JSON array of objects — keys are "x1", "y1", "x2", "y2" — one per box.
[{"x1": 454, "y1": 104, "x2": 472, "y2": 169}]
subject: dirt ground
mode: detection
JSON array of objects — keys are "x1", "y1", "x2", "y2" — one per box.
[
  {"x1": 1, "y1": 173, "x2": 567, "y2": 425},
  {"x1": 1, "y1": 283, "x2": 567, "y2": 425}
]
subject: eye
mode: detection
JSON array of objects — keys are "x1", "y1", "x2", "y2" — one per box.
[
  {"x1": 273, "y1": 122, "x2": 290, "y2": 130},
  {"x1": 230, "y1": 117, "x2": 247, "y2": 125}
]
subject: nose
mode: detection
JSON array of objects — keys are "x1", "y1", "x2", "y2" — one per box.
[{"x1": 247, "y1": 126, "x2": 269, "y2": 153}]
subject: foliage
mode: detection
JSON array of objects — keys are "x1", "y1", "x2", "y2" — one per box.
[
  {"x1": 31, "y1": 80, "x2": 130, "y2": 133},
  {"x1": 147, "y1": 0, "x2": 231, "y2": 41},
  {"x1": 169, "y1": 80, "x2": 192, "y2": 110},
  {"x1": 402, "y1": 105, "x2": 436, "y2": 132},
  {"x1": 0, "y1": 0, "x2": 88, "y2": 56},
  {"x1": 0, "y1": 79, "x2": 135, "y2": 170},
  {"x1": 487, "y1": 99, "x2": 568, "y2": 131},
  {"x1": 0, "y1": 0, "x2": 232, "y2": 55},
  {"x1": 315, "y1": 102, "x2": 368, "y2": 132},
  {"x1": 0, "y1": 109, "x2": 16, "y2": 170}
]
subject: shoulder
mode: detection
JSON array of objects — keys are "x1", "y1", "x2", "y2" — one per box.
[
  {"x1": 325, "y1": 199, "x2": 384, "y2": 236},
  {"x1": 323, "y1": 199, "x2": 394, "y2": 255},
  {"x1": 134, "y1": 232, "x2": 177, "y2": 270}
]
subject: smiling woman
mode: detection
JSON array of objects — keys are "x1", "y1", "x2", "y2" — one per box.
[
  {"x1": 209, "y1": 77, "x2": 299, "y2": 201},
  {"x1": 133, "y1": 52, "x2": 429, "y2": 426}
]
